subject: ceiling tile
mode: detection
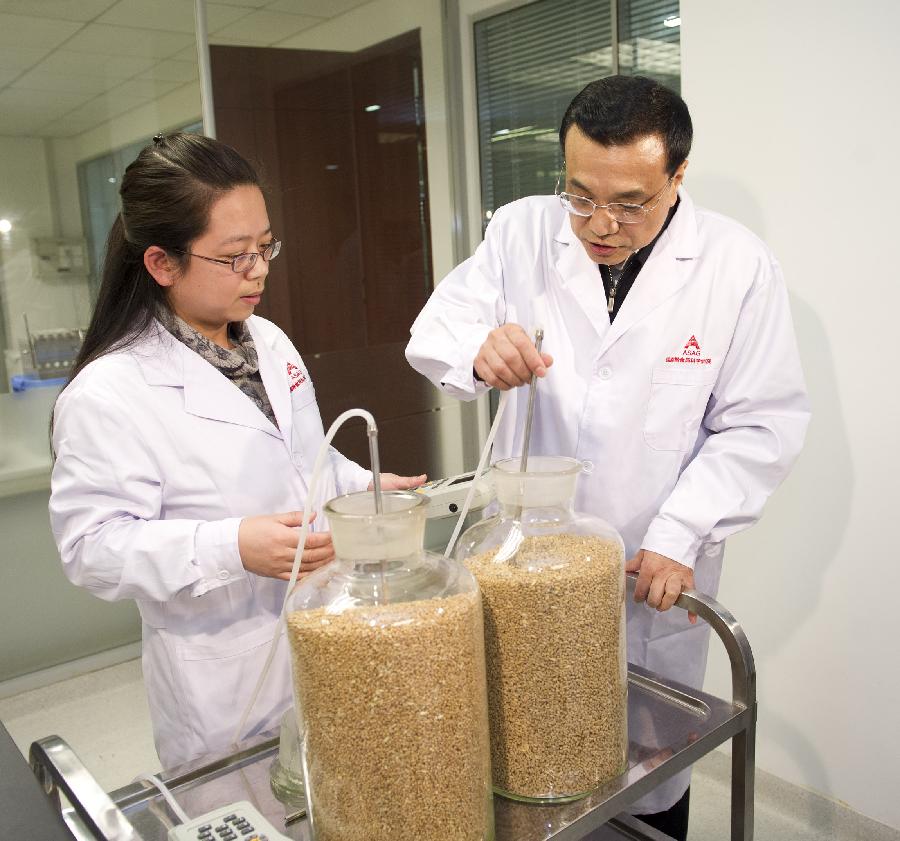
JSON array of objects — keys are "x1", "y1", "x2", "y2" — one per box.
[
  {"x1": 34, "y1": 112, "x2": 102, "y2": 138},
  {"x1": 62, "y1": 23, "x2": 194, "y2": 59},
  {"x1": 10, "y1": 69, "x2": 114, "y2": 96},
  {"x1": 0, "y1": 107, "x2": 50, "y2": 134},
  {"x1": 65, "y1": 95, "x2": 119, "y2": 124},
  {"x1": 0, "y1": 45, "x2": 51, "y2": 74},
  {"x1": 170, "y1": 45, "x2": 198, "y2": 62},
  {"x1": 0, "y1": 67, "x2": 21, "y2": 87},
  {"x1": 264, "y1": 0, "x2": 369, "y2": 18},
  {"x1": 210, "y1": 10, "x2": 319, "y2": 45},
  {"x1": 210, "y1": 0, "x2": 270, "y2": 8},
  {"x1": 0, "y1": 87, "x2": 96, "y2": 126},
  {"x1": 136, "y1": 60, "x2": 199, "y2": 84},
  {"x1": 0, "y1": 13, "x2": 83, "y2": 50},
  {"x1": 34, "y1": 50, "x2": 158, "y2": 80},
  {"x1": 97, "y1": 0, "x2": 253, "y2": 35},
  {"x1": 103, "y1": 77, "x2": 182, "y2": 107},
  {"x1": 0, "y1": 0, "x2": 118, "y2": 22}
]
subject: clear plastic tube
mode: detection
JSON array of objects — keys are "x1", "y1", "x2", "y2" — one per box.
[
  {"x1": 134, "y1": 773, "x2": 190, "y2": 825},
  {"x1": 232, "y1": 409, "x2": 380, "y2": 748},
  {"x1": 443, "y1": 388, "x2": 511, "y2": 560}
]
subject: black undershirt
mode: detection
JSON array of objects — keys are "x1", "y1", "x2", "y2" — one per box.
[{"x1": 600, "y1": 197, "x2": 680, "y2": 322}]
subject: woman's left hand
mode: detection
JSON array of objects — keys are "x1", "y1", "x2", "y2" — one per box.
[{"x1": 369, "y1": 473, "x2": 428, "y2": 491}]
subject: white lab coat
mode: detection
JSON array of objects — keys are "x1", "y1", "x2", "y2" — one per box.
[
  {"x1": 50, "y1": 315, "x2": 370, "y2": 769},
  {"x1": 406, "y1": 190, "x2": 809, "y2": 813}
]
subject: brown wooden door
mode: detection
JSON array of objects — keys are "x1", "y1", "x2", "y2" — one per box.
[{"x1": 212, "y1": 32, "x2": 450, "y2": 477}]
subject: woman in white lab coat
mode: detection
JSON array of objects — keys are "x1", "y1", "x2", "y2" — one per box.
[{"x1": 50, "y1": 133, "x2": 424, "y2": 769}]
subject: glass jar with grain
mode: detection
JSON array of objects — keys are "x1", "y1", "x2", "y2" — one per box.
[
  {"x1": 455, "y1": 456, "x2": 627, "y2": 803},
  {"x1": 285, "y1": 490, "x2": 494, "y2": 841}
]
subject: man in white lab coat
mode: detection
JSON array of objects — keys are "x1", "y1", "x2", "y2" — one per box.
[{"x1": 406, "y1": 76, "x2": 810, "y2": 838}]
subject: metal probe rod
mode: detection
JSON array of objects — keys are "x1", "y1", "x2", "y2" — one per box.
[
  {"x1": 519, "y1": 328, "x2": 544, "y2": 474},
  {"x1": 368, "y1": 424, "x2": 383, "y2": 514}
]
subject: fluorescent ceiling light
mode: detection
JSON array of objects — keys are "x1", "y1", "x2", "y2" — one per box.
[
  {"x1": 365, "y1": 104, "x2": 381, "y2": 112},
  {"x1": 663, "y1": 15, "x2": 681, "y2": 27},
  {"x1": 0, "y1": 219, "x2": 11, "y2": 234}
]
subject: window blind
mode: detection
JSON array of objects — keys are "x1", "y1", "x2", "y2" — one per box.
[{"x1": 474, "y1": 0, "x2": 680, "y2": 222}]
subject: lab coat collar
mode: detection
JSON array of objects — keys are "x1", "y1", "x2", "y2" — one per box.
[
  {"x1": 246, "y1": 317, "x2": 294, "y2": 444},
  {"x1": 553, "y1": 212, "x2": 612, "y2": 336},
  {"x1": 553, "y1": 188, "x2": 700, "y2": 347},
  {"x1": 134, "y1": 320, "x2": 284, "y2": 440}
]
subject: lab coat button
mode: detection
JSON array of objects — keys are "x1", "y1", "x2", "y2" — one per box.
[
  {"x1": 217, "y1": 570, "x2": 230, "y2": 580},
  {"x1": 598, "y1": 366, "x2": 612, "y2": 380},
  {"x1": 582, "y1": 460, "x2": 594, "y2": 474}
]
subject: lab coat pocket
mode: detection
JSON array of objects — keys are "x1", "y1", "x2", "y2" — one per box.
[
  {"x1": 174, "y1": 620, "x2": 288, "y2": 754},
  {"x1": 643, "y1": 366, "x2": 718, "y2": 452}
]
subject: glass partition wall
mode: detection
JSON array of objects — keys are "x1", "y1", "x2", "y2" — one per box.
[{"x1": 0, "y1": 1, "x2": 204, "y2": 682}]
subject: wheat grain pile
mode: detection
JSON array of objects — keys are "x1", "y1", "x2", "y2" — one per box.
[
  {"x1": 287, "y1": 590, "x2": 493, "y2": 840},
  {"x1": 465, "y1": 533, "x2": 627, "y2": 800}
]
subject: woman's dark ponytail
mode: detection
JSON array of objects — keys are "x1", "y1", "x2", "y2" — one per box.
[{"x1": 71, "y1": 214, "x2": 163, "y2": 379}]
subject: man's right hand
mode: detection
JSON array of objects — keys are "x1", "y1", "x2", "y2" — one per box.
[
  {"x1": 474, "y1": 324, "x2": 554, "y2": 390},
  {"x1": 238, "y1": 511, "x2": 335, "y2": 580}
]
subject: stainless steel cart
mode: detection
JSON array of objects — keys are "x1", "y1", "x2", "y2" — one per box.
[{"x1": 29, "y1": 574, "x2": 756, "y2": 841}]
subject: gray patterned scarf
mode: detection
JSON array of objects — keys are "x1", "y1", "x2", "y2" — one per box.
[{"x1": 158, "y1": 309, "x2": 279, "y2": 429}]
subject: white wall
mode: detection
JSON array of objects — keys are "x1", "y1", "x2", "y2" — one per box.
[
  {"x1": 681, "y1": 0, "x2": 900, "y2": 830},
  {"x1": 0, "y1": 137, "x2": 91, "y2": 365},
  {"x1": 48, "y1": 137, "x2": 87, "y2": 241}
]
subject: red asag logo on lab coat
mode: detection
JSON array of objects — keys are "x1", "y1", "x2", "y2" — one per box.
[
  {"x1": 287, "y1": 362, "x2": 308, "y2": 392},
  {"x1": 666, "y1": 335, "x2": 712, "y2": 365}
]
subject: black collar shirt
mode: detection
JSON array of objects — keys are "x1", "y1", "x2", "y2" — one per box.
[{"x1": 599, "y1": 196, "x2": 680, "y2": 322}]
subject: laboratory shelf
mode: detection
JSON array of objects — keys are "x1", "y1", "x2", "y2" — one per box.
[{"x1": 29, "y1": 573, "x2": 756, "y2": 841}]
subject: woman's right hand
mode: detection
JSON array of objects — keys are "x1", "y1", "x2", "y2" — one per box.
[{"x1": 238, "y1": 511, "x2": 334, "y2": 580}]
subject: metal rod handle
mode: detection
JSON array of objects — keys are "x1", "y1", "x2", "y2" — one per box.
[
  {"x1": 519, "y1": 327, "x2": 544, "y2": 473},
  {"x1": 367, "y1": 424, "x2": 382, "y2": 514}
]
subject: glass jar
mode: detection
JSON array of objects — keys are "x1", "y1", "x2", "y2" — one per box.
[
  {"x1": 455, "y1": 456, "x2": 627, "y2": 803},
  {"x1": 285, "y1": 491, "x2": 494, "y2": 841}
]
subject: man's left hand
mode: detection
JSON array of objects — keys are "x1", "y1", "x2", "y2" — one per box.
[
  {"x1": 369, "y1": 473, "x2": 428, "y2": 491},
  {"x1": 625, "y1": 549, "x2": 698, "y2": 624}
]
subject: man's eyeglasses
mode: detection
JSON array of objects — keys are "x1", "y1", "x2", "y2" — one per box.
[
  {"x1": 555, "y1": 170, "x2": 673, "y2": 224},
  {"x1": 173, "y1": 239, "x2": 281, "y2": 273}
]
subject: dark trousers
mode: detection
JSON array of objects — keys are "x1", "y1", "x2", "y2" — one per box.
[{"x1": 635, "y1": 787, "x2": 690, "y2": 841}]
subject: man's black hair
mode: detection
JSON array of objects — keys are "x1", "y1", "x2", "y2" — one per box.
[{"x1": 559, "y1": 75, "x2": 693, "y2": 175}]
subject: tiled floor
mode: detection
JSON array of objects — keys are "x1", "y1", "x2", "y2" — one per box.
[
  {"x1": 1, "y1": 657, "x2": 898, "y2": 840},
  {"x1": 0, "y1": 658, "x2": 159, "y2": 792}
]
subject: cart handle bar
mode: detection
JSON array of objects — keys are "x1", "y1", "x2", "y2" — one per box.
[
  {"x1": 30, "y1": 735, "x2": 137, "y2": 840},
  {"x1": 625, "y1": 571, "x2": 756, "y2": 709}
]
